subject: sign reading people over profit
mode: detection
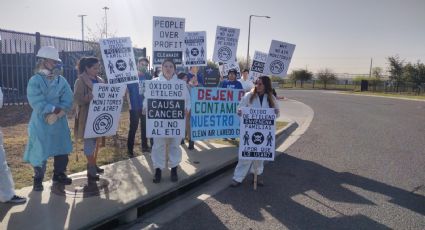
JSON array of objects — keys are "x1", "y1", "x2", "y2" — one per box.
[
  {"x1": 144, "y1": 80, "x2": 186, "y2": 138},
  {"x1": 238, "y1": 107, "x2": 276, "y2": 161},
  {"x1": 153, "y1": 16, "x2": 185, "y2": 66},
  {"x1": 84, "y1": 83, "x2": 126, "y2": 138},
  {"x1": 212, "y1": 26, "x2": 240, "y2": 63},
  {"x1": 264, "y1": 40, "x2": 296, "y2": 78},
  {"x1": 190, "y1": 87, "x2": 245, "y2": 140},
  {"x1": 99, "y1": 37, "x2": 139, "y2": 84},
  {"x1": 184, "y1": 31, "x2": 207, "y2": 67},
  {"x1": 249, "y1": 51, "x2": 268, "y2": 82}
]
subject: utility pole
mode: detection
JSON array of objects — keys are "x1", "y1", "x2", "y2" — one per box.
[
  {"x1": 369, "y1": 58, "x2": 373, "y2": 78},
  {"x1": 246, "y1": 15, "x2": 270, "y2": 69},
  {"x1": 102, "y1": 6, "x2": 109, "y2": 38},
  {"x1": 78, "y1": 14, "x2": 87, "y2": 51}
]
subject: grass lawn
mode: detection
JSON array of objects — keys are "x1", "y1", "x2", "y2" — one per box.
[{"x1": 1, "y1": 105, "x2": 288, "y2": 189}]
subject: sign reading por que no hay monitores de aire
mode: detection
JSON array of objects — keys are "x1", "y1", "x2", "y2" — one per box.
[
  {"x1": 144, "y1": 80, "x2": 188, "y2": 138},
  {"x1": 152, "y1": 16, "x2": 185, "y2": 66},
  {"x1": 99, "y1": 37, "x2": 139, "y2": 84},
  {"x1": 264, "y1": 40, "x2": 296, "y2": 78},
  {"x1": 212, "y1": 26, "x2": 240, "y2": 63},
  {"x1": 84, "y1": 83, "x2": 126, "y2": 138}
]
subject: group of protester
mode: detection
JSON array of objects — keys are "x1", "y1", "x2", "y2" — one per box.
[{"x1": 0, "y1": 45, "x2": 280, "y2": 204}]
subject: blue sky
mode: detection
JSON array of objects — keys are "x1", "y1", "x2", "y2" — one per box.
[{"x1": 1, "y1": 0, "x2": 424, "y2": 75}]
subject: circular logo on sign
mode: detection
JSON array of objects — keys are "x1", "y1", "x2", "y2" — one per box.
[
  {"x1": 115, "y1": 59, "x2": 127, "y2": 71},
  {"x1": 251, "y1": 132, "x2": 265, "y2": 145},
  {"x1": 93, "y1": 113, "x2": 113, "y2": 134},
  {"x1": 218, "y1": 46, "x2": 232, "y2": 61},
  {"x1": 269, "y1": 60, "x2": 284, "y2": 74},
  {"x1": 191, "y1": 48, "x2": 199, "y2": 57}
]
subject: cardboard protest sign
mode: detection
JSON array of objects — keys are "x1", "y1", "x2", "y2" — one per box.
[
  {"x1": 218, "y1": 62, "x2": 241, "y2": 80},
  {"x1": 184, "y1": 31, "x2": 207, "y2": 67},
  {"x1": 264, "y1": 40, "x2": 296, "y2": 78},
  {"x1": 238, "y1": 107, "x2": 276, "y2": 161},
  {"x1": 249, "y1": 51, "x2": 268, "y2": 82},
  {"x1": 144, "y1": 80, "x2": 186, "y2": 138},
  {"x1": 99, "y1": 37, "x2": 139, "y2": 84},
  {"x1": 203, "y1": 66, "x2": 220, "y2": 87},
  {"x1": 152, "y1": 16, "x2": 185, "y2": 66},
  {"x1": 84, "y1": 83, "x2": 126, "y2": 138},
  {"x1": 190, "y1": 87, "x2": 245, "y2": 140},
  {"x1": 212, "y1": 26, "x2": 240, "y2": 63}
]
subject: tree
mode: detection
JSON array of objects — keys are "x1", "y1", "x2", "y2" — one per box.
[
  {"x1": 371, "y1": 67, "x2": 383, "y2": 79},
  {"x1": 404, "y1": 61, "x2": 425, "y2": 94},
  {"x1": 290, "y1": 69, "x2": 313, "y2": 88},
  {"x1": 387, "y1": 56, "x2": 404, "y2": 92},
  {"x1": 316, "y1": 69, "x2": 337, "y2": 89}
]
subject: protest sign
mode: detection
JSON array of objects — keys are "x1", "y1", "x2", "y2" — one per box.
[
  {"x1": 190, "y1": 87, "x2": 245, "y2": 140},
  {"x1": 238, "y1": 107, "x2": 276, "y2": 161},
  {"x1": 218, "y1": 62, "x2": 241, "y2": 80},
  {"x1": 144, "y1": 80, "x2": 186, "y2": 138},
  {"x1": 203, "y1": 66, "x2": 220, "y2": 87},
  {"x1": 84, "y1": 83, "x2": 126, "y2": 138},
  {"x1": 264, "y1": 40, "x2": 296, "y2": 78},
  {"x1": 184, "y1": 31, "x2": 207, "y2": 67},
  {"x1": 153, "y1": 16, "x2": 185, "y2": 66},
  {"x1": 249, "y1": 51, "x2": 268, "y2": 82},
  {"x1": 99, "y1": 37, "x2": 139, "y2": 84},
  {"x1": 212, "y1": 26, "x2": 240, "y2": 63}
]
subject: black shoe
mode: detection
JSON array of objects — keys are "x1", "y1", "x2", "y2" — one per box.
[
  {"x1": 231, "y1": 179, "x2": 241, "y2": 187},
  {"x1": 188, "y1": 140, "x2": 194, "y2": 150},
  {"x1": 170, "y1": 166, "x2": 178, "y2": 182},
  {"x1": 8, "y1": 195, "x2": 27, "y2": 204},
  {"x1": 33, "y1": 178, "x2": 44, "y2": 191},
  {"x1": 52, "y1": 173, "x2": 72, "y2": 185},
  {"x1": 153, "y1": 168, "x2": 161, "y2": 183},
  {"x1": 180, "y1": 139, "x2": 185, "y2": 145},
  {"x1": 128, "y1": 150, "x2": 135, "y2": 158},
  {"x1": 96, "y1": 165, "x2": 104, "y2": 174}
]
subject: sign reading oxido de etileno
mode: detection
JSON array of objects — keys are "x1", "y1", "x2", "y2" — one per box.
[{"x1": 152, "y1": 16, "x2": 185, "y2": 66}]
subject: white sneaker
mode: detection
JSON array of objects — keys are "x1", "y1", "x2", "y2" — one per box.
[{"x1": 8, "y1": 195, "x2": 27, "y2": 204}]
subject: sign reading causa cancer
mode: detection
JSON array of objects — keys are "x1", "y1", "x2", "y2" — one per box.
[
  {"x1": 238, "y1": 107, "x2": 276, "y2": 161},
  {"x1": 84, "y1": 83, "x2": 126, "y2": 138},
  {"x1": 145, "y1": 80, "x2": 186, "y2": 138},
  {"x1": 190, "y1": 87, "x2": 245, "y2": 140},
  {"x1": 153, "y1": 16, "x2": 185, "y2": 66},
  {"x1": 99, "y1": 37, "x2": 139, "y2": 85}
]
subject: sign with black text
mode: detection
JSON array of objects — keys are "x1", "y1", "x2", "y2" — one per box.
[
  {"x1": 144, "y1": 80, "x2": 186, "y2": 138},
  {"x1": 203, "y1": 67, "x2": 220, "y2": 87},
  {"x1": 264, "y1": 40, "x2": 296, "y2": 78},
  {"x1": 238, "y1": 107, "x2": 276, "y2": 161},
  {"x1": 84, "y1": 83, "x2": 126, "y2": 138},
  {"x1": 212, "y1": 26, "x2": 240, "y2": 63},
  {"x1": 100, "y1": 37, "x2": 139, "y2": 84},
  {"x1": 249, "y1": 51, "x2": 268, "y2": 82},
  {"x1": 219, "y1": 62, "x2": 241, "y2": 80},
  {"x1": 184, "y1": 31, "x2": 207, "y2": 66},
  {"x1": 153, "y1": 16, "x2": 185, "y2": 66}
]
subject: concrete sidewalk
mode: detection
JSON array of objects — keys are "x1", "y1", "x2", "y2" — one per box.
[{"x1": 0, "y1": 98, "x2": 310, "y2": 230}]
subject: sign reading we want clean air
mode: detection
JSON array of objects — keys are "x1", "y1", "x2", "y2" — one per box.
[
  {"x1": 144, "y1": 80, "x2": 186, "y2": 138},
  {"x1": 190, "y1": 87, "x2": 245, "y2": 140},
  {"x1": 153, "y1": 16, "x2": 185, "y2": 66},
  {"x1": 84, "y1": 83, "x2": 126, "y2": 138},
  {"x1": 99, "y1": 37, "x2": 138, "y2": 84}
]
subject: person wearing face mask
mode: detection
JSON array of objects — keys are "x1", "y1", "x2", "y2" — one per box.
[
  {"x1": 231, "y1": 76, "x2": 280, "y2": 187},
  {"x1": 126, "y1": 57, "x2": 153, "y2": 157},
  {"x1": 23, "y1": 46, "x2": 74, "y2": 191},
  {"x1": 143, "y1": 58, "x2": 191, "y2": 183},
  {"x1": 74, "y1": 57, "x2": 105, "y2": 182}
]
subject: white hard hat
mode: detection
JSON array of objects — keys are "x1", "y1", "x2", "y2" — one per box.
[{"x1": 36, "y1": 46, "x2": 61, "y2": 61}]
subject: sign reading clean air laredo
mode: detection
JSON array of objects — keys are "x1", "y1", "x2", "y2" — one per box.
[
  {"x1": 153, "y1": 16, "x2": 185, "y2": 66},
  {"x1": 190, "y1": 87, "x2": 245, "y2": 140},
  {"x1": 249, "y1": 51, "x2": 268, "y2": 81},
  {"x1": 265, "y1": 40, "x2": 296, "y2": 78},
  {"x1": 184, "y1": 31, "x2": 207, "y2": 66},
  {"x1": 212, "y1": 26, "x2": 240, "y2": 63},
  {"x1": 239, "y1": 107, "x2": 276, "y2": 161},
  {"x1": 84, "y1": 83, "x2": 126, "y2": 138},
  {"x1": 100, "y1": 37, "x2": 138, "y2": 84},
  {"x1": 145, "y1": 80, "x2": 186, "y2": 138}
]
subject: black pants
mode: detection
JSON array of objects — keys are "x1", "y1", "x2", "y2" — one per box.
[
  {"x1": 34, "y1": 154, "x2": 69, "y2": 180},
  {"x1": 127, "y1": 110, "x2": 150, "y2": 151}
]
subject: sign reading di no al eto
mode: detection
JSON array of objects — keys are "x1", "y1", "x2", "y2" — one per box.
[{"x1": 153, "y1": 16, "x2": 185, "y2": 66}]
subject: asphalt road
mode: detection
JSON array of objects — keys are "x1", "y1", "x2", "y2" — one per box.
[{"x1": 129, "y1": 90, "x2": 425, "y2": 230}]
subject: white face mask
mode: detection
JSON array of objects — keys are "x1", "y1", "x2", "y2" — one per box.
[{"x1": 38, "y1": 69, "x2": 51, "y2": 76}]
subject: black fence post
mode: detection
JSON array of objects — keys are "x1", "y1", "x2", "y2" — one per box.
[{"x1": 35, "y1": 32, "x2": 41, "y2": 54}]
